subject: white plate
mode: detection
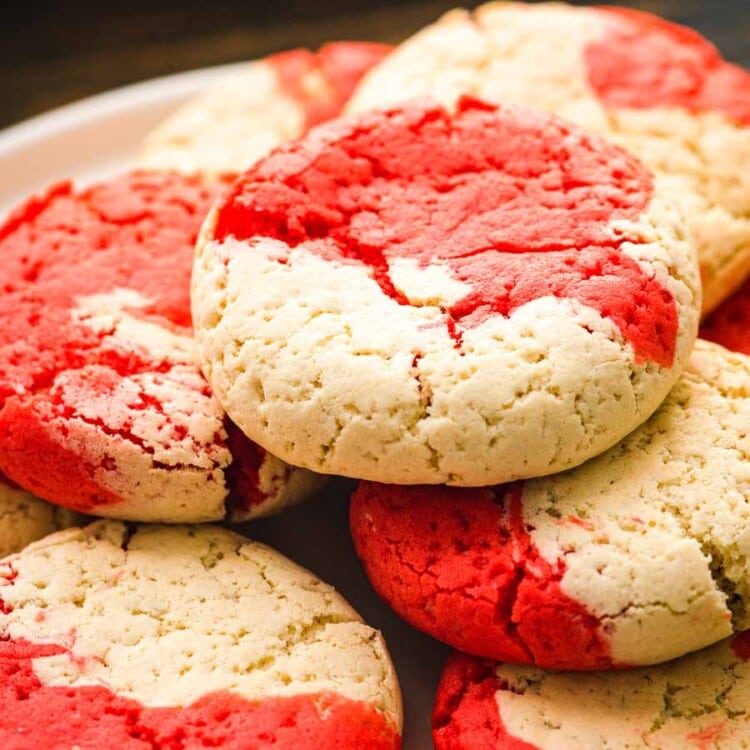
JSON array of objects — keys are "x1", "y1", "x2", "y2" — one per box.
[{"x1": 0, "y1": 67, "x2": 448, "y2": 749}]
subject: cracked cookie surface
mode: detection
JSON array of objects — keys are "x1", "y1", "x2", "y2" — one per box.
[
  {"x1": 140, "y1": 42, "x2": 391, "y2": 178},
  {"x1": 0, "y1": 474, "x2": 78, "y2": 559},
  {"x1": 348, "y1": 2, "x2": 750, "y2": 315},
  {"x1": 0, "y1": 521, "x2": 402, "y2": 749},
  {"x1": 433, "y1": 635, "x2": 750, "y2": 749},
  {"x1": 351, "y1": 340, "x2": 750, "y2": 667},
  {"x1": 193, "y1": 97, "x2": 699, "y2": 485},
  {"x1": 0, "y1": 171, "x2": 323, "y2": 522}
]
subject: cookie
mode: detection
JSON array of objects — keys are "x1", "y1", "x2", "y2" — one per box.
[
  {"x1": 193, "y1": 97, "x2": 699, "y2": 486},
  {"x1": 701, "y1": 277, "x2": 750, "y2": 354},
  {"x1": 0, "y1": 172, "x2": 323, "y2": 522},
  {"x1": 348, "y1": 3, "x2": 750, "y2": 315},
  {"x1": 141, "y1": 42, "x2": 391, "y2": 177},
  {"x1": 433, "y1": 637, "x2": 750, "y2": 750},
  {"x1": 0, "y1": 521, "x2": 402, "y2": 749},
  {"x1": 0, "y1": 474, "x2": 78, "y2": 559},
  {"x1": 350, "y1": 340, "x2": 750, "y2": 668}
]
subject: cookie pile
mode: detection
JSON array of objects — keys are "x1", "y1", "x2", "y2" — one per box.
[
  {"x1": 0, "y1": 43, "x2": 402, "y2": 749},
  {"x1": 2, "y1": 4, "x2": 750, "y2": 748}
]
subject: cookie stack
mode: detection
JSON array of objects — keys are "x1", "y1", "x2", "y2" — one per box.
[
  {"x1": 0, "y1": 44, "x2": 402, "y2": 749},
  {"x1": 343, "y1": 5, "x2": 750, "y2": 747},
  {"x1": 1, "y1": 3, "x2": 750, "y2": 748},
  {"x1": 342, "y1": 5, "x2": 750, "y2": 747}
]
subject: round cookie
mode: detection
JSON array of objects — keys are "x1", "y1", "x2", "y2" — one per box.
[
  {"x1": 0, "y1": 521, "x2": 402, "y2": 749},
  {"x1": 348, "y1": 3, "x2": 750, "y2": 315},
  {"x1": 193, "y1": 97, "x2": 699, "y2": 486},
  {"x1": 433, "y1": 637, "x2": 750, "y2": 750},
  {"x1": 141, "y1": 42, "x2": 392, "y2": 177},
  {"x1": 0, "y1": 474, "x2": 78, "y2": 559},
  {"x1": 351, "y1": 340, "x2": 750, "y2": 668},
  {"x1": 0, "y1": 171, "x2": 323, "y2": 523}
]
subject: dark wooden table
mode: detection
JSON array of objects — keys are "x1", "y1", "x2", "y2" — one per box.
[{"x1": 3, "y1": 0, "x2": 749, "y2": 130}]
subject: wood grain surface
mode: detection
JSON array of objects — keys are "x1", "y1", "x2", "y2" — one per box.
[{"x1": 2, "y1": 0, "x2": 748, "y2": 129}]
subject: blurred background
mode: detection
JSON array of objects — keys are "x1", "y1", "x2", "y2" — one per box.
[{"x1": 2, "y1": 0, "x2": 749, "y2": 129}]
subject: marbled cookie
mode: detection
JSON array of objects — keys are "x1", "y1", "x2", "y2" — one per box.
[
  {"x1": 193, "y1": 97, "x2": 699, "y2": 486},
  {"x1": 141, "y1": 42, "x2": 391, "y2": 178},
  {"x1": 433, "y1": 638, "x2": 750, "y2": 749},
  {"x1": 0, "y1": 521, "x2": 402, "y2": 749},
  {"x1": 351, "y1": 340, "x2": 750, "y2": 669},
  {"x1": 0, "y1": 172, "x2": 323, "y2": 522},
  {"x1": 0, "y1": 474, "x2": 77, "y2": 559},
  {"x1": 348, "y1": 3, "x2": 750, "y2": 314}
]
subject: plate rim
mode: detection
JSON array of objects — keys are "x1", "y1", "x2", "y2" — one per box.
[{"x1": 0, "y1": 62, "x2": 249, "y2": 156}]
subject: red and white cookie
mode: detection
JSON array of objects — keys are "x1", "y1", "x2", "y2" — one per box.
[
  {"x1": 0, "y1": 474, "x2": 78, "y2": 559},
  {"x1": 351, "y1": 340, "x2": 750, "y2": 669},
  {"x1": 0, "y1": 521, "x2": 402, "y2": 749},
  {"x1": 0, "y1": 171, "x2": 323, "y2": 522},
  {"x1": 193, "y1": 97, "x2": 699, "y2": 486},
  {"x1": 433, "y1": 637, "x2": 750, "y2": 750},
  {"x1": 141, "y1": 42, "x2": 391, "y2": 178},
  {"x1": 348, "y1": 3, "x2": 750, "y2": 314}
]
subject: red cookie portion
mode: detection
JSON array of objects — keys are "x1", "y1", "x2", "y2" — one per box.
[
  {"x1": 0, "y1": 172, "x2": 319, "y2": 521},
  {"x1": 350, "y1": 482, "x2": 611, "y2": 670},
  {"x1": 700, "y1": 278, "x2": 750, "y2": 354},
  {"x1": 432, "y1": 653, "x2": 537, "y2": 750},
  {"x1": 0, "y1": 641, "x2": 398, "y2": 750},
  {"x1": 346, "y1": 4, "x2": 750, "y2": 316},
  {"x1": 587, "y1": 7, "x2": 750, "y2": 125},
  {"x1": 214, "y1": 96, "x2": 675, "y2": 364}
]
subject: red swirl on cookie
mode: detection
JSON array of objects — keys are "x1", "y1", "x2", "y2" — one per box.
[
  {"x1": 350, "y1": 481, "x2": 612, "y2": 670},
  {"x1": 0, "y1": 172, "x2": 317, "y2": 521},
  {"x1": 433, "y1": 653, "x2": 538, "y2": 750},
  {"x1": 215, "y1": 97, "x2": 677, "y2": 364},
  {"x1": 700, "y1": 277, "x2": 750, "y2": 354},
  {"x1": 586, "y1": 7, "x2": 750, "y2": 125},
  {"x1": 0, "y1": 640, "x2": 399, "y2": 750}
]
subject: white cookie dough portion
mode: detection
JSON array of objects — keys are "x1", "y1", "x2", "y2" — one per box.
[
  {"x1": 521, "y1": 340, "x2": 750, "y2": 665},
  {"x1": 0, "y1": 478, "x2": 77, "y2": 559},
  {"x1": 349, "y1": 4, "x2": 609, "y2": 127},
  {"x1": 348, "y1": 2, "x2": 750, "y2": 313},
  {"x1": 140, "y1": 61, "x2": 305, "y2": 177},
  {"x1": 496, "y1": 636, "x2": 750, "y2": 749},
  {"x1": 611, "y1": 108, "x2": 750, "y2": 314},
  {"x1": 0, "y1": 521, "x2": 402, "y2": 727},
  {"x1": 140, "y1": 42, "x2": 390, "y2": 178}
]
